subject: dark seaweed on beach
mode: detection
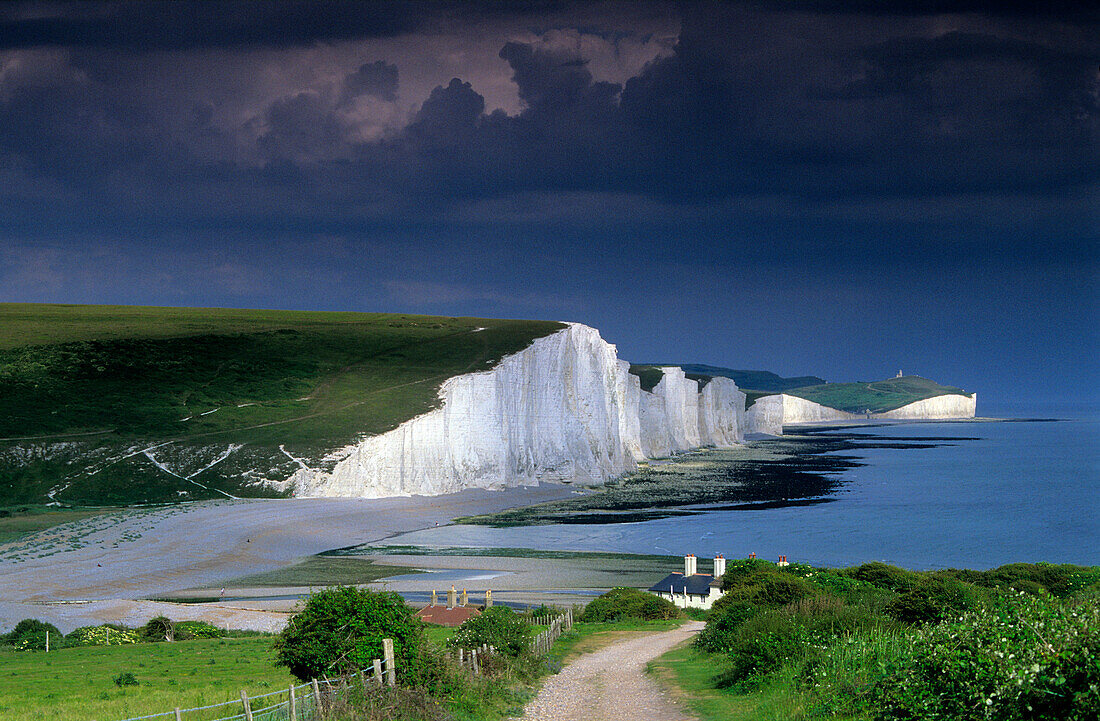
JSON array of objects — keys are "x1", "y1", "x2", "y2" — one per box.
[{"x1": 457, "y1": 431, "x2": 976, "y2": 527}]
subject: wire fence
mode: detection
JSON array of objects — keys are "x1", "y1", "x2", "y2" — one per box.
[{"x1": 115, "y1": 640, "x2": 397, "y2": 721}]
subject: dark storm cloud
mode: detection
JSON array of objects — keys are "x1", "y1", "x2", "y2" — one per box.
[
  {"x1": 0, "y1": 1, "x2": 422, "y2": 50},
  {"x1": 744, "y1": 1, "x2": 1100, "y2": 19},
  {"x1": 0, "y1": 0, "x2": 1095, "y2": 235},
  {"x1": 0, "y1": 2, "x2": 1096, "y2": 406},
  {"x1": 340, "y1": 60, "x2": 399, "y2": 103}
]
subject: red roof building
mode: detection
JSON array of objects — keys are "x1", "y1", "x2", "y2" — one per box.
[{"x1": 415, "y1": 604, "x2": 481, "y2": 627}]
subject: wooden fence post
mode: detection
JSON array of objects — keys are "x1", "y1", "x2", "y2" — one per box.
[
  {"x1": 240, "y1": 689, "x2": 254, "y2": 721},
  {"x1": 45, "y1": 630, "x2": 49, "y2": 653},
  {"x1": 471, "y1": 648, "x2": 479, "y2": 676},
  {"x1": 289, "y1": 685, "x2": 297, "y2": 721},
  {"x1": 174, "y1": 709, "x2": 182, "y2": 721},
  {"x1": 312, "y1": 678, "x2": 322, "y2": 714},
  {"x1": 382, "y1": 638, "x2": 395, "y2": 686},
  {"x1": 359, "y1": 668, "x2": 368, "y2": 690},
  {"x1": 373, "y1": 658, "x2": 383, "y2": 684}
]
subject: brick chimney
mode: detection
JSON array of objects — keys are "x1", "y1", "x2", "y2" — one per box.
[
  {"x1": 447, "y1": 585, "x2": 457, "y2": 608},
  {"x1": 713, "y1": 554, "x2": 726, "y2": 578}
]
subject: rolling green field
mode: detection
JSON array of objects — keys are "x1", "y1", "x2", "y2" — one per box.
[
  {"x1": 0, "y1": 636, "x2": 295, "y2": 721},
  {"x1": 785, "y1": 375, "x2": 971, "y2": 413},
  {"x1": 0, "y1": 303, "x2": 563, "y2": 506}
]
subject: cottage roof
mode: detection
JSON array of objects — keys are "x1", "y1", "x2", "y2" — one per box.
[
  {"x1": 648, "y1": 572, "x2": 715, "y2": 595},
  {"x1": 414, "y1": 605, "x2": 481, "y2": 627}
]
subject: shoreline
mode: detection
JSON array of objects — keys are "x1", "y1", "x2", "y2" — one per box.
[
  {"x1": 1, "y1": 416, "x2": 1079, "y2": 631},
  {"x1": 0, "y1": 483, "x2": 580, "y2": 632}
]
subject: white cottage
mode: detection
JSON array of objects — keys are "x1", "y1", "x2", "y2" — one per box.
[{"x1": 649, "y1": 554, "x2": 727, "y2": 610}]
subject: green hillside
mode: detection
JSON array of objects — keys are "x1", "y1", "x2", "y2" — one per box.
[
  {"x1": 0, "y1": 303, "x2": 563, "y2": 506},
  {"x1": 675, "y1": 365, "x2": 826, "y2": 393},
  {"x1": 630, "y1": 363, "x2": 969, "y2": 414},
  {"x1": 628, "y1": 365, "x2": 668, "y2": 392},
  {"x1": 630, "y1": 364, "x2": 826, "y2": 396},
  {"x1": 787, "y1": 376, "x2": 972, "y2": 414}
]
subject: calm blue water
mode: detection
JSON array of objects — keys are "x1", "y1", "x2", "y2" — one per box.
[{"x1": 388, "y1": 418, "x2": 1099, "y2": 570}]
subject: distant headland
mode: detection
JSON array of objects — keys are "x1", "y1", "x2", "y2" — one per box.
[{"x1": 0, "y1": 303, "x2": 974, "y2": 505}]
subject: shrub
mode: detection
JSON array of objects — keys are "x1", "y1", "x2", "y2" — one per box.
[
  {"x1": 114, "y1": 672, "x2": 139, "y2": 687},
  {"x1": 873, "y1": 591, "x2": 1100, "y2": 720},
  {"x1": 449, "y1": 607, "x2": 531, "y2": 657},
  {"x1": 981, "y1": 562, "x2": 1100, "y2": 598},
  {"x1": 274, "y1": 586, "x2": 425, "y2": 682},
  {"x1": 579, "y1": 587, "x2": 680, "y2": 622},
  {"x1": 721, "y1": 561, "x2": 818, "y2": 606},
  {"x1": 843, "y1": 561, "x2": 920, "y2": 591},
  {"x1": 141, "y1": 616, "x2": 176, "y2": 642},
  {"x1": 5, "y1": 619, "x2": 62, "y2": 651},
  {"x1": 885, "y1": 577, "x2": 986, "y2": 625},
  {"x1": 695, "y1": 595, "x2": 757, "y2": 653},
  {"x1": 67, "y1": 625, "x2": 140, "y2": 646},
  {"x1": 175, "y1": 621, "x2": 225, "y2": 639}
]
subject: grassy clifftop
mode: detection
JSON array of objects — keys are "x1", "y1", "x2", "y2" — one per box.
[
  {"x1": 626, "y1": 363, "x2": 969, "y2": 414},
  {"x1": 786, "y1": 375, "x2": 972, "y2": 414},
  {"x1": 0, "y1": 303, "x2": 564, "y2": 505}
]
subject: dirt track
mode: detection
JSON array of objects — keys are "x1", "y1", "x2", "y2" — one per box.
[{"x1": 521, "y1": 621, "x2": 704, "y2": 721}]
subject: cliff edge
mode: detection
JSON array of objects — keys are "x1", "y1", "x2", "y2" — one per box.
[{"x1": 294, "y1": 324, "x2": 746, "y2": 498}]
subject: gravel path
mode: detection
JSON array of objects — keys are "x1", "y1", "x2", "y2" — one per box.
[{"x1": 521, "y1": 621, "x2": 705, "y2": 721}]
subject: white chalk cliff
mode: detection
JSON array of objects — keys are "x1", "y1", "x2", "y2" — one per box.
[
  {"x1": 745, "y1": 394, "x2": 855, "y2": 434},
  {"x1": 875, "y1": 393, "x2": 976, "y2": 419},
  {"x1": 745, "y1": 391, "x2": 976, "y2": 434},
  {"x1": 293, "y1": 324, "x2": 746, "y2": 498}
]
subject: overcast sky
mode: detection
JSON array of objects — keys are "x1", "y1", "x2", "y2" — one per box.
[{"x1": 0, "y1": 1, "x2": 1096, "y2": 411}]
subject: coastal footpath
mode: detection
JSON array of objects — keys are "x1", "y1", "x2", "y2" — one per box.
[{"x1": 294, "y1": 323, "x2": 748, "y2": 498}]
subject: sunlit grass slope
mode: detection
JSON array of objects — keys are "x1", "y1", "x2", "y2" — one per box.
[
  {"x1": 0, "y1": 303, "x2": 564, "y2": 505},
  {"x1": 0, "y1": 637, "x2": 294, "y2": 721},
  {"x1": 786, "y1": 375, "x2": 972, "y2": 413}
]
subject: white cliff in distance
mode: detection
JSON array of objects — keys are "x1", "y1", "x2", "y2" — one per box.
[
  {"x1": 745, "y1": 391, "x2": 977, "y2": 434},
  {"x1": 294, "y1": 324, "x2": 746, "y2": 499},
  {"x1": 876, "y1": 393, "x2": 976, "y2": 419}
]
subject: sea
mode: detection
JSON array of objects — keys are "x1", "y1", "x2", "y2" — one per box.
[{"x1": 387, "y1": 411, "x2": 1099, "y2": 571}]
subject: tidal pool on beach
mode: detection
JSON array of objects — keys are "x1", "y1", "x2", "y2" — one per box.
[{"x1": 380, "y1": 418, "x2": 1099, "y2": 570}]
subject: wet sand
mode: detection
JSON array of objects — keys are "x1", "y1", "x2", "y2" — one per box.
[{"x1": 0, "y1": 484, "x2": 577, "y2": 632}]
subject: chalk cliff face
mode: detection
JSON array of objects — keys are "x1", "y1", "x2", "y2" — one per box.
[
  {"x1": 745, "y1": 395, "x2": 785, "y2": 435},
  {"x1": 745, "y1": 391, "x2": 977, "y2": 434},
  {"x1": 781, "y1": 395, "x2": 860, "y2": 423},
  {"x1": 876, "y1": 393, "x2": 976, "y2": 419},
  {"x1": 295, "y1": 324, "x2": 745, "y2": 498},
  {"x1": 698, "y1": 378, "x2": 747, "y2": 447}
]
